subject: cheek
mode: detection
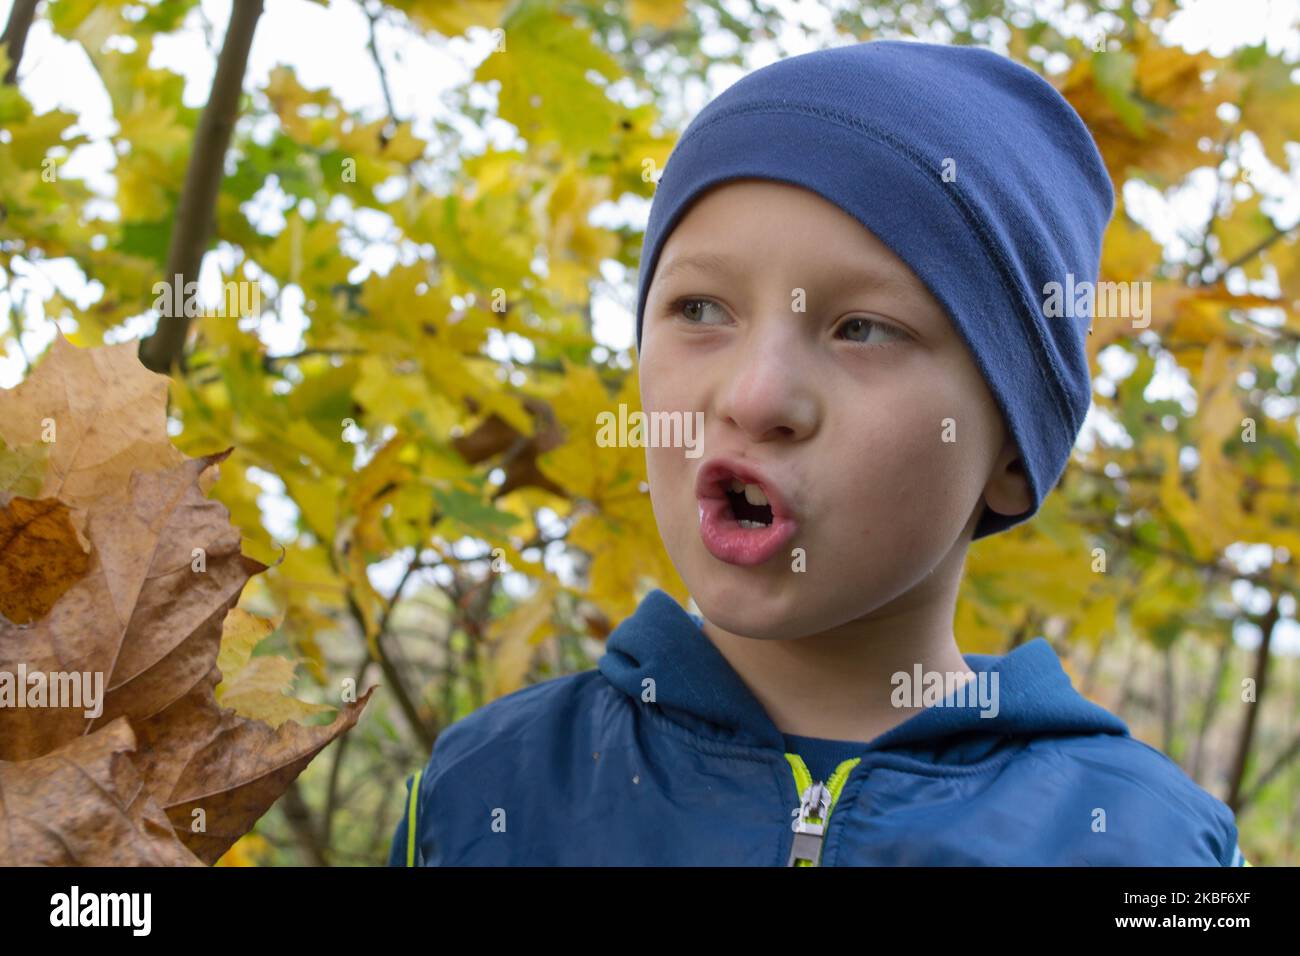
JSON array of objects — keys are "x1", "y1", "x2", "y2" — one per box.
[
  {"x1": 637, "y1": 344, "x2": 681, "y2": 413},
  {"x1": 645, "y1": 443, "x2": 692, "y2": 567},
  {"x1": 640, "y1": 372, "x2": 687, "y2": 481},
  {"x1": 639, "y1": 338, "x2": 701, "y2": 544},
  {"x1": 826, "y1": 391, "x2": 990, "y2": 537},
  {"x1": 644, "y1": 442, "x2": 679, "y2": 494}
]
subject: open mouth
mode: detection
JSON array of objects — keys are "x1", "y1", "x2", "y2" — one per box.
[
  {"x1": 694, "y1": 458, "x2": 799, "y2": 567},
  {"x1": 723, "y1": 478, "x2": 774, "y2": 529}
]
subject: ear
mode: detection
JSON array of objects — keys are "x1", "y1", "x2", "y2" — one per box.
[{"x1": 982, "y1": 434, "x2": 1033, "y2": 518}]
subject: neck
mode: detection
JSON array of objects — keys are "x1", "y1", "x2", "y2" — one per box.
[{"x1": 697, "y1": 559, "x2": 974, "y2": 745}]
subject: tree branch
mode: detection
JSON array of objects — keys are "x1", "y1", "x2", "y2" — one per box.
[
  {"x1": 1190, "y1": 636, "x2": 1231, "y2": 784},
  {"x1": 320, "y1": 650, "x2": 372, "y2": 857},
  {"x1": 1204, "y1": 222, "x2": 1300, "y2": 287},
  {"x1": 280, "y1": 779, "x2": 329, "y2": 866},
  {"x1": 1227, "y1": 599, "x2": 1280, "y2": 812},
  {"x1": 1, "y1": 0, "x2": 39, "y2": 86},
  {"x1": 138, "y1": 0, "x2": 264, "y2": 373},
  {"x1": 1239, "y1": 725, "x2": 1300, "y2": 810},
  {"x1": 364, "y1": 0, "x2": 399, "y2": 138}
]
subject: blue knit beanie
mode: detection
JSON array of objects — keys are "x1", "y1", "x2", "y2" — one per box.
[{"x1": 633, "y1": 39, "x2": 1115, "y2": 539}]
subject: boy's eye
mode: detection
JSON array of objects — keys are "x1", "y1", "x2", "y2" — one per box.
[
  {"x1": 674, "y1": 297, "x2": 727, "y2": 325},
  {"x1": 670, "y1": 298, "x2": 908, "y2": 347},
  {"x1": 838, "y1": 316, "x2": 908, "y2": 347}
]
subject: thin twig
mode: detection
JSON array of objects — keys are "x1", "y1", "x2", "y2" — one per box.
[{"x1": 364, "y1": 0, "x2": 399, "y2": 138}]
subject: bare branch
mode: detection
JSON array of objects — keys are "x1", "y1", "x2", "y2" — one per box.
[
  {"x1": 1, "y1": 0, "x2": 39, "y2": 86},
  {"x1": 364, "y1": 0, "x2": 399, "y2": 138},
  {"x1": 138, "y1": 0, "x2": 264, "y2": 373},
  {"x1": 1227, "y1": 600, "x2": 1281, "y2": 812}
]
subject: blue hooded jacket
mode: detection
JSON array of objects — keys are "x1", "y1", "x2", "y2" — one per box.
[{"x1": 389, "y1": 589, "x2": 1248, "y2": 866}]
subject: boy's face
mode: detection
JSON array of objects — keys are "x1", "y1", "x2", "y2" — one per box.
[{"x1": 638, "y1": 179, "x2": 1030, "y2": 640}]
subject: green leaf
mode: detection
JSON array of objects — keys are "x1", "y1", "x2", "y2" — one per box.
[
  {"x1": 1092, "y1": 50, "x2": 1146, "y2": 136},
  {"x1": 120, "y1": 219, "x2": 172, "y2": 266},
  {"x1": 432, "y1": 481, "x2": 521, "y2": 539},
  {"x1": 474, "y1": 0, "x2": 626, "y2": 156}
]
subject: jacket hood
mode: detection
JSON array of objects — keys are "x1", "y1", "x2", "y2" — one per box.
[{"x1": 597, "y1": 589, "x2": 1129, "y2": 755}]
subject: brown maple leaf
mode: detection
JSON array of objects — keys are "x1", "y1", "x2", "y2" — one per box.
[
  {"x1": 0, "y1": 718, "x2": 205, "y2": 866},
  {"x1": 0, "y1": 335, "x2": 190, "y2": 536},
  {"x1": 0, "y1": 338, "x2": 374, "y2": 865},
  {"x1": 0, "y1": 496, "x2": 90, "y2": 625}
]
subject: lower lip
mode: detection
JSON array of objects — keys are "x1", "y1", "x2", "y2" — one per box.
[{"x1": 697, "y1": 496, "x2": 799, "y2": 567}]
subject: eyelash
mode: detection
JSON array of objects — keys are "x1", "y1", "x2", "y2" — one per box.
[{"x1": 666, "y1": 296, "x2": 909, "y2": 348}]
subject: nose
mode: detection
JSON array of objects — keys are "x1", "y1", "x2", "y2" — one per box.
[{"x1": 713, "y1": 323, "x2": 818, "y2": 444}]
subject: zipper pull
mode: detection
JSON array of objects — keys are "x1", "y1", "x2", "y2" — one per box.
[{"x1": 787, "y1": 780, "x2": 832, "y2": 866}]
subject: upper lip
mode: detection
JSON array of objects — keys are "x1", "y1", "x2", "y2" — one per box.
[{"x1": 694, "y1": 456, "x2": 796, "y2": 521}]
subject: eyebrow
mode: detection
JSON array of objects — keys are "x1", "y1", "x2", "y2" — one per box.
[
  {"x1": 654, "y1": 250, "x2": 930, "y2": 303},
  {"x1": 655, "y1": 251, "x2": 748, "y2": 284}
]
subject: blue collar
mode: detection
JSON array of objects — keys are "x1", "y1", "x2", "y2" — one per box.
[{"x1": 597, "y1": 589, "x2": 1129, "y2": 753}]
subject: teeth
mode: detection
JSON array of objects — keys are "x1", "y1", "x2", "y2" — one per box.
[
  {"x1": 725, "y1": 477, "x2": 770, "y2": 507},
  {"x1": 737, "y1": 518, "x2": 767, "y2": 529}
]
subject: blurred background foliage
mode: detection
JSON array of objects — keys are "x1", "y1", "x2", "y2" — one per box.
[{"x1": 1, "y1": 0, "x2": 1298, "y2": 865}]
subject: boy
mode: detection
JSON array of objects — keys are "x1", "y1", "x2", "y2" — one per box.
[{"x1": 389, "y1": 39, "x2": 1247, "y2": 866}]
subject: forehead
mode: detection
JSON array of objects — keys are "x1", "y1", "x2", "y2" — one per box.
[
  {"x1": 654, "y1": 249, "x2": 927, "y2": 303},
  {"x1": 651, "y1": 180, "x2": 939, "y2": 305}
]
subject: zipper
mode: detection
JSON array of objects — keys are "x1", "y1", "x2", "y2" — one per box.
[{"x1": 785, "y1": 754, "x2": 862, "y2": 866}]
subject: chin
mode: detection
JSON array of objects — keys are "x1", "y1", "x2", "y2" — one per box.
[
  {"x1": 686, "y1": 567, "x2": 807, "y2": 640},
  {"x1": 692, "y1": 565, "x2": 888, "y2": 641}
]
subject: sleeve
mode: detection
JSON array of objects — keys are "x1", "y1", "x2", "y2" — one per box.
[
  {"x1": 386, "y1": 768, "x2": 426, "y2": 867},
  {"x1": 1210, "y1": 796, "x2": 1246, "y2": 867}
]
